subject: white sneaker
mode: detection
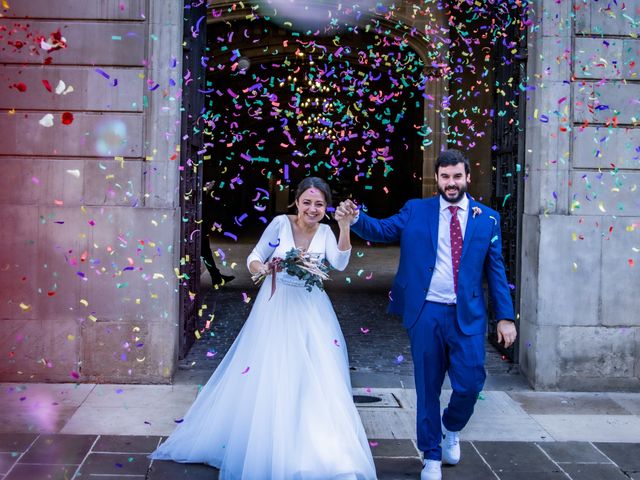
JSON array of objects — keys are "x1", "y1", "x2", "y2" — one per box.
[
  {"x1": 420, "y1": 459, "x2": 442, "y2": 480},
  {"x1": 441, "y1": 426, "x2": 460, "y2": 465}
]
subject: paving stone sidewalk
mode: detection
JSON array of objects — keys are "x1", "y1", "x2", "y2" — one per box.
[{"x1": 1, "y1": 433, "x2": 639, "y2": 480}]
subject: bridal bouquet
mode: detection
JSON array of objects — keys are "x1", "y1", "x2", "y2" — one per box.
[{"x1": 252, "y1": 247, "x2": 330, "y2": 297}]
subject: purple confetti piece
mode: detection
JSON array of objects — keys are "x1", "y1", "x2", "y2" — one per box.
[
  {"x1": 234, "y1": 213, "x2": 248, "y2": 226},
  {"x1": 223, "y1": 231, "x2": 238, "y2": 241},
  {"x1": 95, "y1": 68, "x2": 110, "y2": 79}
]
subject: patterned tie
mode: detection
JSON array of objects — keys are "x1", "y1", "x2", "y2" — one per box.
[{"x1": 448, "y1": 206, "x2": 463, "y2": 293}]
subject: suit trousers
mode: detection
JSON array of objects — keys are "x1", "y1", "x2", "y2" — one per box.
[{"x1": 407, "y1": 301, "x2": 486, "y2": 460}]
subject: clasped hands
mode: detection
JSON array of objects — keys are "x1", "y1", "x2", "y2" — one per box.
[{"x1": 334, "y1": 199, "x2": 358, "y2": 227}]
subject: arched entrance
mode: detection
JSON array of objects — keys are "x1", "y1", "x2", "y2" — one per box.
[{"x1": 178, "y1": 0, "x2": 526, "y2": 370}]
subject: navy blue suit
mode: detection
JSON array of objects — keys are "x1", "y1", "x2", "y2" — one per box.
[{"x1": 352, "y1": 195, "x2": 514, "y2": 460}]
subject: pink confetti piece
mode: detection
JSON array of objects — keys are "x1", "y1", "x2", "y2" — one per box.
[{"x1": 241, "y1": 366, "x2": 250, "y2": 374}]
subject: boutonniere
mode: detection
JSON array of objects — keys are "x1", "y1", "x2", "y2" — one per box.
[{"x1": 472, "y1": 206, "x2": 482, "y2": 218}]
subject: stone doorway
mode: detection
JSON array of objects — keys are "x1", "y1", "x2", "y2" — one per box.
[{"x1": 177, "y1": 0, "x2": 527, "y2": 374}]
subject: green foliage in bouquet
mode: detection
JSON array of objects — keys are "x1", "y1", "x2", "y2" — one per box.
[{"x1": 280, "y1": 248, "x2": 330, "y2": 292}]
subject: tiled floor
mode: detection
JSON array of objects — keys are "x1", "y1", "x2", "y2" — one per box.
[{"x1": 0, "y1": 434, "x2": 638, "y2": 480}]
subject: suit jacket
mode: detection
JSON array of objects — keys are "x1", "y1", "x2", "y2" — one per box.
[{"x1": 351, "y1": 195, "x2": 515, "y2": 334}]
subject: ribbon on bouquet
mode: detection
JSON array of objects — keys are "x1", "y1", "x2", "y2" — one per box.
[{"x1": 268, "y1": 258, "x2": 283, "y2": 300}]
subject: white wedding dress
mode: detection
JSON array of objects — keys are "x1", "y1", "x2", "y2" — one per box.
[{"x1": 150, "y1": 215, "x2": 376, "y2": 480}]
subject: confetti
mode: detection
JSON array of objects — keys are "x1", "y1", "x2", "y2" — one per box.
[{"x1": 38, "y1": 114, "x2": 54, "y2": 127}]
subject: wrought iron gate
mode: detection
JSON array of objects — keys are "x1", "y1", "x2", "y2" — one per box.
[
  {"x1": 178, "y1": 1, "x2": 207, "y2": 359},
  {"x1": 488, "y1": 7, "x2": 527, "y2": 362}
]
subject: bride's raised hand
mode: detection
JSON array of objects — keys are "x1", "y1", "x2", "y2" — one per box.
[{"x1": 335, "y1": 201, "x2": 355, "y2": 229}]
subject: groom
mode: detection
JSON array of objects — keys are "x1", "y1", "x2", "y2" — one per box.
[{"x1": 336, "y1": 149, "x2": 516, "y2": 480}]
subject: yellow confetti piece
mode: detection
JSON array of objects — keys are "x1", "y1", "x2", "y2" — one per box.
[
  {"x1": 150, "y1": 293, "x2": 158, "y2": 299},
  {"x1": 571, "y1": 233, "x2": 577, "y2": 241},
  {"x1": 598, "y1": 202, "x2": 606, "y2": 213},
  {"x1": 67, "y1": 335, "x2": 75, "y2": 341},
  {"x1": 80, "y1": 299, "x2": 88, "y2": 306},
  {"x1": 19, "y1": 303, "x2": 30, "y2": 311},
  {"x1": 136, "y1": 357, "x2": 146, "y2": 362},
  {"x1": 572, "y1": 262, "x2": 578, "y2": 272},
  {"x1": 132, "y1": 326, "x2": 141, "y2": 332},
  {"x1": 135, "y1": 298, "x2": 141, "y2": 304},
  {"x1": 195, "y1": 330, "x2": 201, "y2": 340},
  {"x1": 88, "y1": 315, "x2": 97, "y2": 322},
  {"x1": 152, "y1": 273, "x2": 165, "y2": 279},
  {"x1": 2, "y1": 1, "x2": 10, "y2": 10}
]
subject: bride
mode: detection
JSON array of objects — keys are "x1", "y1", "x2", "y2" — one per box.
[{"x1": 150, "y1": 177, "x2": 377, "y2": 479}]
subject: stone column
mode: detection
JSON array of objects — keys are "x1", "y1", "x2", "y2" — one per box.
[{"x1": 520, "y1": 0, "x2": 640, "y2": 390}]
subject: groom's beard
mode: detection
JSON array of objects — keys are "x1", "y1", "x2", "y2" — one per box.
[{"x1": 438, "y1": 184, "x2": 467, "y2": 204}]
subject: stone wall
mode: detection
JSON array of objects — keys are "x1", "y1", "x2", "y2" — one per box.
[
  {"x1": 0, "y1": 0, "x2": 183, "y2": 383},
  {"x1": 520, "y1": 0, "x2": 640, "y2": 390}
]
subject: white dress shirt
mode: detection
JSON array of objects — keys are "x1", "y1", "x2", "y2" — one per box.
[{"x1": 426, "y1": 195, "x2": 469, "y2": 304}]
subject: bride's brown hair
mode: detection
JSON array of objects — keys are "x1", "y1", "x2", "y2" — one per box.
[{"x1": 292, "y1": 177, "x2": 332, "y2": 207}]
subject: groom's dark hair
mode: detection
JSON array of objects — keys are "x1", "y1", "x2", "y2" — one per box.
[{"x1": 435, "y1": 149, "x2": 470, "y2": 175}]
